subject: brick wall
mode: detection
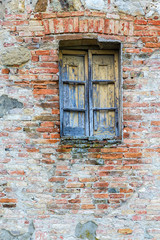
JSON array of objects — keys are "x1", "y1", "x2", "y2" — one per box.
[{"x1": 0, "y1": 6, "x2": 160, "y2": 240}]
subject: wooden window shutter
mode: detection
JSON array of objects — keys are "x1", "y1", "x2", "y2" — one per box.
[
  {"x1": 59, "y1": 50, "x2": 89, "y2": 137},
  {"x1": 59, "y1": 49, "x2": 119, "y2": 138},
  {"x1": 89, "y1": 50, "x2": 119, "y2": 138}
]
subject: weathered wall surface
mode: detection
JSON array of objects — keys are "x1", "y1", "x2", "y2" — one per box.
[{"x1": 0, "y1": 0, "x2": 160, "y2": 240}]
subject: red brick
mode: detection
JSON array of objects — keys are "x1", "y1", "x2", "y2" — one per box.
[
  {"x1": 148, "y1": 20, "x2": 160, "y2": 25},
  {"x1": 41, "y1": 56, "x2": 59, "y2": 62},
  {"x1": 79, "y1": 178, "x2": 97, "y2": 182},
  {"x1": 93, "y1": 182, "x2": 109, "y2": 188},
  {"x1": 79, "y1": 19, "x2": 88, "y2": 32},
  {"x1": 104, "y1": 19, "x2": 110, "y2": 34},
  {"x1": 120, "y1": 20, "x2": 129, "y2": 35},
  {"x1": 0, "y1": 198, "x2": 17, "y2": 203},
  {"x1": 57, "y1": 12, "x2": 71, "y2": 18},
  {"x1": 42, "y1": 159, "x2": 55, "y2": 164},
  {"x1": 124, "y1": 153, "x2": 142, "y2": 158},
  {"x1": 120, "y1": 188, "x2": 133, "y2": 193},
  {"x1": 52, "y1": 109, "x2": 60, "y2": 114},
  {"x1": 43, "y1": 20, "x2": 50, "y2": 34},
  {"x1": 3, "y1": 20, "x2": 28, "y2": 26},
  {"x1": 55, "y1": 199, "x2": 67, "y2": 204},
  {"x1": 36, "y1": 127, "x2": 54, "y2": 133},
  {"x1": 141, "y1": 48, "x2": 153, "y2": 53},
  {"x1": 132, "y1": 215, "x2": 141, "y2": 221},
  {"x1": 94, "y1": 194, "x2": 108, "y2": 198},
  {"x1": 34, "y1": 13, "x2": 43, "y2": 20},
  {"x1": 81, "y1": 204, "x2": 95, "y2": 209},
  {"x1": 54, "y1": 18, "x2": 64, "y2": 33},
  {"x1": 38, "y1": 62, "x2": 58, "y2": 68},
  {"x1": 66, "y1": 183, "x2": 84, "y2": 188},
  {"x1": 134, "y1": 19, "x2": 147, "y2": 25},
  {"x1": 93, "y1": 19, "x2": 98, "y2": 33},
  {"x1": 70, "y1": 11, "x2": 84, "y2": 17},
  {"x1": 134, "y1": 31, "x2": 157, "y2": 36},
  {"x1": 145, "y1": 42, "x2": 160, "y2": 48},
  {"x1": 63, "y1": 18, "x2": 74, "y2": 33},
  {"x1": 151, "y1": 121, "x2": 160, "y2": 126},
  {"x1": 97, "y1": 19, "x2": 105, "y2": 33},
  {"x1": 123, "y1": 115, "x2": 142, "y2": 121},
  {"x1": 97, "y1": 204, "x2": 108, "y2": 209},
  {"x1": 32, "y1": 55, "x2": 39, "y2": 62},
  {"x1": 41, "y1": 122, "x2": 54, "y2": 127},
  {"x1": 118, "y1": 228, "x2": 133, "y2": 235},
  {"x1": 109, "y1": 19, "x2": 115, "y2": 34},
  {"x1": 101, "y1": 148, "x2": 128, "y2": 153},
  {"x1": 102, "y1": 153, "x2": 123, "y2": 160},
  {"x1": 68, "y1": 199, "x2": 81, "y2": 203},
  {"x1": 33, "y1": 89, "x2": 58, "y2": 95},
  {"x1": 35, "y1": 50, "x2": 50, "y2": 55},
  {"x1": 86, "y1": 11, "x2": 106, "y2": 17},
  {"x1": 141, "y1": 37, "x2": 158, "y2": 43},
  {"x1": 126, "y1": 48, "x2": 140, "y2": 53},
  {"x1": 30, "y1": 68, "x2": 58, "y2": 74},
  {"x1": 49, "y1": 177, "x2": 65, "y2": 182},
  {"x1": 42, "y1": 13, "x2": 57, "y2": 19},
  {"x1": 9, "y1": 171, "x2": 25, "y2": 175},
  {"x1": 120, "y1": 14, "x2": 134, "y2": 21},
  {"x1": 1, "y1": 69, "x2": 10, "y2": 74},
  {"x1": 109, "y1": 194, "x2": 124, "y2": 199},
  {"x1": 73, "y1": 17, "x2": 79, "y2": 32},
  {"x1": 27, "y1": 148, "x2": 39, "y2": 152}
]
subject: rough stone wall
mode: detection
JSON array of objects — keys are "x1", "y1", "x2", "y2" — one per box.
[{"x1": 0, "y1": 1, "x2": 160, "y2": 240}]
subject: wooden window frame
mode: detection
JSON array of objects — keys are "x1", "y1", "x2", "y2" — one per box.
[{"x1": 59, "y1": 49, "x2": 120, "y2": 139}]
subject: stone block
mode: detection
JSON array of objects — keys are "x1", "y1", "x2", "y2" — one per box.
[{"x1": 1, "y1": 47, "x2": 31, "y2": 66}]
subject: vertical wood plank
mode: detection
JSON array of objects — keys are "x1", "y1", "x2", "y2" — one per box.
[
  {"x1": 90, "y1": 50, "x2": 119, "y2": 138},
  {"x1": 114, "y1": 52, "x2": 119, "y2": 137},
  {"x1": 88, "y1": 50, "x2": 93, "y2": 136},
  {"x1": 60, "y1": 51, "x2": 88, "y2": 136},
  {"x1": 59, "y1": 51, "x2": 63, "y2": 137},
  {"x1": 84, "y1": 52, "x2": 89, "y2": 136}
]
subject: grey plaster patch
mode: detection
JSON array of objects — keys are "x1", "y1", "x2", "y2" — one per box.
[
  {"x1": 48, "y1": 0, "x2": 84, "y2": 11},
  {"x1": 85, "y1": 0, "x2": 105, "y2": 11},
  {"x1": 59, "y1": 0, "x2": 70, "y2": 10},
  {"x1": 0, "y1": 230, "x2": 13, "y2": 240},
  {"x1": 144, "y1": 229, "x2": 154, "y2": 239},
  {"x1": 114, "y1": 0, "x2": 145, "y2": 15},
  {"x1": 56, "y1": 0, "x2": 83, "y2": 11},
  {"x1": 0, "y1": 1, "x2": 5, "y2": 19},
  {"x1": 75, "y1": 221, "x2": 98, "y2": 240},
  {"x1": 144, "y1": 1, "x2": 160, "y2": 17},
  {"x1": 0, "y1": 95, "x2": 23, "y2": 118},
  {"x1": 49, "y1": 0, "x2": 63, "y2": 11},
  {"x1": 1, "y1": 47, "x2": 31, "y2": 66},
  {"x1": 108, "y1": 188, "x2": 118, "y2": 193},
  {"x1": 0, "y1": 221, "x2": 35, "y2": 240},
  {"x1": 6, "y1": 0, "x2": 25, "y2": 13},
  {"x1": 68, "y1": 0, "x2": 84, "y2": 10},
  {"x1": 0, "y1": 30, "x2": 16, "y2": 51}
]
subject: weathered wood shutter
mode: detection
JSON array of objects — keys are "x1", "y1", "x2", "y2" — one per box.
[
  {"x1": 59, "y1": 50, "x2": 89, "y2": 136},
  {"x1": 89, "y1": 50, "x2": 119, "y2": 138},
  {"x1": 59, "y1": 49, "x2": 119, "y2": 138}
]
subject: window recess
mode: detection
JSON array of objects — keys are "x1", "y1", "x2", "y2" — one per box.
[{"x1": 59, "y1": 49, "x2": 120, "y2": 139}]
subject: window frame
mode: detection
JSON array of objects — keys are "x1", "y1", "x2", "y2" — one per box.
[{"x1": 59, "y1": 49, "x2": 120, "y2": 139}]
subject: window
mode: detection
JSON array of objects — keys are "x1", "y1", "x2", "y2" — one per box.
[{"x1": 59, "y1": 49, "x2": 120, "y2": 139}]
